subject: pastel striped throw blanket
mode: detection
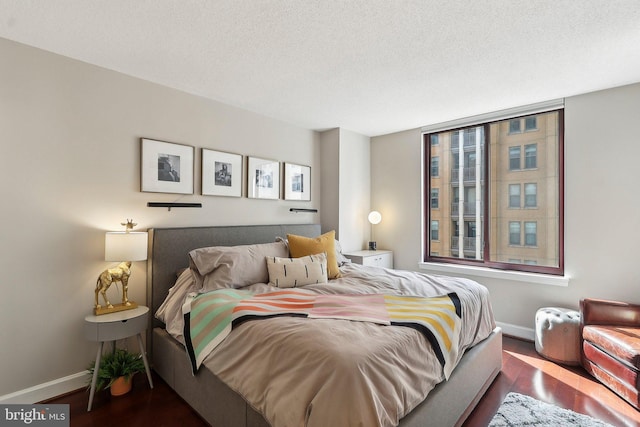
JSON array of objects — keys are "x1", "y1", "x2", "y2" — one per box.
[{"x1": 183, "y1": 288, "x2": 462, "y2": 378}]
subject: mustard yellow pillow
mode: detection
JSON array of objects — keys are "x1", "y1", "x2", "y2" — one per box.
[{"x1": 287, "y1": 230, "x2": 341, "y2": 279}]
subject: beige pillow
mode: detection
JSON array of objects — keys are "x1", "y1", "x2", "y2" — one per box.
[
  {"x1": 266, "y1": 253, "x2": 328, "y2": 288},
  {"x1": 189, "y1": 241, "x2": 289, "y2": 290},
  {"x1": 287, "y1": 230, "x2": 341, "y2": 279}
]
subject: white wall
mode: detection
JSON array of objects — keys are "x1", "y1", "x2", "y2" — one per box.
[
  {"x1": 0, "y1": 38, "x2": 321, "y2": 398},
  {"x1": 371, "y1": 82, "x2": 640, "y2": 335},
  {"x1": 319, "y1": 128, "x2": 371, "y2": 251},
  {"x1": 337, "y1": 129, "x2": 371, "y2": 251}
]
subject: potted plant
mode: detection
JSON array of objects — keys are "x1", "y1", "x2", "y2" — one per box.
[{"x1": 87, "y1": 349, "x2": 146, "y2": 396}]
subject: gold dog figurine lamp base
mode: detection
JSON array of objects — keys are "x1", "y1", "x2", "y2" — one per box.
[{"x1": 95, "y1": 222, "x2": 147, "y2": 315}]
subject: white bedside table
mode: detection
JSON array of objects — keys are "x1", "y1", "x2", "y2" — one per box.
[
  {"x1": 343, "y1": 250, "x2": 393, "y2": 268},
  {"x1": 84, "y1": 305, "x2": 154, "y2": 411}
]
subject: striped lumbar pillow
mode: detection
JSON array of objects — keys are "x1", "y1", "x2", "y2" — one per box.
[{"x1": 266, "y1": 253, "x2": 328, "y2": 288}]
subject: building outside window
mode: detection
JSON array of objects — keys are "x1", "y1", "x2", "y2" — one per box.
[
  {"x1": 431, "y1": 188, "x2": 439, "y2": 208},
  {"x1": 509, "y1": 221, "x2": 521, "y2": 245},
  {"x1": 525, "y1": 144, "x2": 537, "y2": 169},
  {"x1": 509, "y1": 184, "x2": 520, "y2": 208},
  {"x1": 524, "y1": 183, "x2": 537, "y2": 207},
  {"x1": 525, "y1": 116, "x2": 537, "y2": 131},
  {"x1": 509, "y1": 146, "x2": 521, "y2": 170},
  {"x1": 509, "y1": 119, "x2": 521, "y2": 134},
  {"x1": 525, "y1": 222, "x2": 537, "y2": 246}
]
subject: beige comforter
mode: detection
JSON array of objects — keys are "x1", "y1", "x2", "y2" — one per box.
[{"x1": 192, "y1": 263, "x2": 495, "y2": 427}]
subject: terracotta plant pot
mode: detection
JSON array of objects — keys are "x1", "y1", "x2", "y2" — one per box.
[{"x1": 110, "y1": 376, "x2": 132, "y2": 396}]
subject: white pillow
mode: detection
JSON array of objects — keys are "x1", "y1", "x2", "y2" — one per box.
[
  {"x1": 189, "y1": 241, "x2": 288, "y2": 290},
  {"x1": 155, "y1": 269, "x2": 198, "y2": 344},
  {"x1": 266, "y1": 253, "x2": 328, "y2": 288}
]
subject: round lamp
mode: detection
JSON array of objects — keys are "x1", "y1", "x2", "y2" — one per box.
[{"x1": 368, "y1": 211, "x2": 382, "y2": 250}]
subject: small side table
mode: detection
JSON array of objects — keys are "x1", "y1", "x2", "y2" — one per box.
[
  {"x1": 343, "y1": 250, "x2": 393, "y2": 268},
  {"x1": 84, "y1": 305, "x2": 154, "y2": 411}
]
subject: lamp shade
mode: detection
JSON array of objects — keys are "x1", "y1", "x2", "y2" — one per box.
[
  {"x1": 105, "y1": 231, "x2": 148, "y2": 262},
  {"x1": 368, "y1": 211, "x2": 382, "y2": 225}
]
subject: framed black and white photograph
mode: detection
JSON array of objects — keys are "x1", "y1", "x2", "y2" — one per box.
[
  {"x1": 247, "y1": 156, "x2": 280, "y2": 199},
  {"x1": 202, "y1": 149, "x2": 242, "y2": 197},
  {"x1": 141, "y1": 138, "x2": 194, "y2": 194},
  {"x1": 284, "y1": 163, "x2": 311, "y2": 201}
]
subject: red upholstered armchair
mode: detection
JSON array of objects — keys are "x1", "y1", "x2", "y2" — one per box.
[{"x1": 580, "y1": 298, "x2": 640, "y2": 410}]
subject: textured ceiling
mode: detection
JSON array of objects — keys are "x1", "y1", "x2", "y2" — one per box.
[{"x1": 1, "y1": 1, "x2": 640, "y2": 136}]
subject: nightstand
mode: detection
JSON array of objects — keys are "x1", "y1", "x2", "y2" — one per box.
[
  {"x1": 84, "y1": 306, "x2": 154, "y2": 411},
  {"x1": 343, "y1": 250, "x2": 393, "y2": 268}
]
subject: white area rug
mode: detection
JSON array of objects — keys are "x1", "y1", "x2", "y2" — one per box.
[{"x1": 489, "y1": 392, "x2": 614, "y2": 427}]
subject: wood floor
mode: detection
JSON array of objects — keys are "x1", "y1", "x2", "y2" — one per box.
[{"x1": 46, "y1": 335, "x2": 640, "y2": 426}]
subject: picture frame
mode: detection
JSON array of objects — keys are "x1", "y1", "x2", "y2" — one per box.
[
  {"x1": 141, "y1": 138, "x2": 194, "y2": 194},
  {"x1": 247, "y1": 156, "x2": 280, "y2": 200},
  {"x1": 284, "y1": 163, "x2": 311, "y2": 201},
  {"x1": 201, "y1": 149, "x2": 242, "y2": 197}
]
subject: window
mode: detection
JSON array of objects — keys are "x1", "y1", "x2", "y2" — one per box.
[
  {"x1": 431, "y1": 134, "x2": 439, "y2": 145},
  {"x1": 525, "y1": 116, "x2": 537, "y2": 131},
  {"x1": 525, "y1": 144, "x2": 537, "y2": 169},
  {"x1": 431, "y1": 220, "x2": 439, "y2": 241},
  {"x1": 509, "y1": 222, "x2": 521, "y2": 245},
  {"x1": 509, "y1": 184, "x2": 520, "y2": 208},
  {"x1": 525, "y1": 222, "x2": 537, "y2": 246},
  {"x1": 509, "y1": 147, "x2": 521, "y2": 170},
  {"x1": 431, "y1": 188, "x2": 439, "y2": 208},
  {"x1": 509, "y1": 119, "x2": 521, "y2": 134},
  {"x1": 424, "y1": 109, "x2": 563, "y2": 275},
  {"x1": 431, "y1": 156, "x2": 439, "y2": 177},
  {"x1": 524, "y1": 183, "x2": 537, "y2": 207}
]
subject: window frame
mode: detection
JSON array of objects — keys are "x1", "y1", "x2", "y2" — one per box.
[
  {"x1": 509, "y1": 146, "x2": 521, "y2": 170},
  {"x1": 431, "y1": 188, "x2": 439, "y2": 209},
  {"x1": 431, "y1": 156, "x2": 439, "y2": 177},
  {"x1": 423, "y1": 108, "x2": 564, "y2": 276},
  {"x1": 508, "y1": 183, "x2": 521, "y2": 208},
  {"x1": 524, "y1": 221, "x2": 537, "y2": 247},
  {"x1": 524, "y1": 143, "x2": 537, "y2": 169},
  {"x1": 524, "y1": 183, "x2": 537, "y2": 208}
]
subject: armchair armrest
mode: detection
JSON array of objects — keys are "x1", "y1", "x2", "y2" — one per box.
[{"x1": 580, "y1": 298, "x2": 640, "y2": 327}]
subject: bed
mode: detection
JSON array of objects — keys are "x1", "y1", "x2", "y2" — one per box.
[{"x1": 147, "y1": 224, "x2": 502, "y2": 427}]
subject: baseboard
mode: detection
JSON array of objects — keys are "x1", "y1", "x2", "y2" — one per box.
[
  {"x1": 496, "y1": 321, "x2": 535, "y2": 341},
  {"x1": 0, "y1": 371, "x2": 87, "y2": 404}
]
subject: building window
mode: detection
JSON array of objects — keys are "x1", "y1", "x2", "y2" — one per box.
[
  {"x1": 431, "y1": 156, "x2": 439, "y2": 177},
  {"x1": 509, "y1": 146, "x2": 521, "y2": 170},
  {"x1": 467, "y1": 221, "x2": 476, "y2": 238},
  {"x1": 509, "y1": 184, "x2": 520, "y2": 208},
  {"x1": 425, "y1": 109, "x2": 563, "y2": 275},
  {"x1": 525, "y1": 116, "x2": 537, "y2": 131},
  {"x1": 525, "y1": 222, "x2": 537, "y2": 246},
  {"x1": 509, "y1": 221, "x2": 521, "y2": 245},
  {"x1": 509, "y1": 119, "x2": 521, "y2": 134},
  {"x1": 431, "y1": 220, "x2": 439, "y2": 241},
  {"x1": 525, "y1": 144, "x2": 537, "y2": 169},
  {"x1": 524, "y1": 183, "x2": 537, "y2": 207},
  {"x1": 431, "y1": 134, "x2": 439, "y2": 145},
  {"x1": 431, "y1": 188, "x2": 439, "y2": 209}
]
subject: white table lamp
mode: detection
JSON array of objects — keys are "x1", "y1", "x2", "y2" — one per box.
[
  {"x1": 368, "y1": 211, "x2": 382, "y2": 250},
  {"x1": 95, "y1": 220, "x2": 148, "y2": 315}
]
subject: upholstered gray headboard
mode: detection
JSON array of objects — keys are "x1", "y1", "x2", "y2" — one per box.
[{"x1": 146, "y1": 224, "x2": 322, "y2": 329}]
